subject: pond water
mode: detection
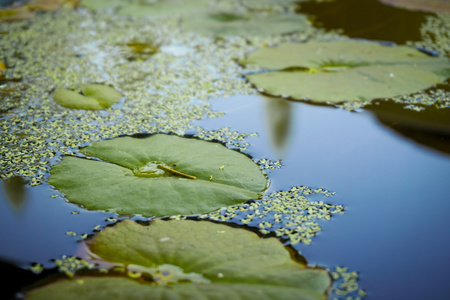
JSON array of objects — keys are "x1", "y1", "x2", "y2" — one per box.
[
  {"x1": 2, "y1": 94, "x2": 449, "y2": 299},
  {"x1": 1, "y1": 0, "x2": 450, "y2": 299}
]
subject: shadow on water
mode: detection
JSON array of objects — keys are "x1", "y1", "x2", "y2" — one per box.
[
  {"x1": 297, "y1": 0, "x2": 432, "y2": 44},
  {"x1": 194, "y1": 94, "x2": 450, "y2": 300}
]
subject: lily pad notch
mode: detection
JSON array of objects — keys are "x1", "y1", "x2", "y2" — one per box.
[
  {"x1": 240, "y1": 39, "x2": 450, "y2": 104},
  {"x1": 53, "y1": 84, "x2": 122, "y2": 110},
  {"x1": 25, "y1": 219, "x2": 331, "y2": 300},
  {"x1": 49, "y1": 134, "x2": 268, "y2": 216}
]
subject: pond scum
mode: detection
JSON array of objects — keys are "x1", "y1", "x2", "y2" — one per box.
[{"x1": 2, "y1": 2, "x2": 449, "y2": 299}]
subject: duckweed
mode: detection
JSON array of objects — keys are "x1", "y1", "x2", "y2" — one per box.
[{"x1": 201, "y1": 185, "x2": 343, "y2": 246}]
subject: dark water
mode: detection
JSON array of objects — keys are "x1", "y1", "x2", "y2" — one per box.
[{"x1": 297, "y1": 0, "x2": 431, "y2": 44}]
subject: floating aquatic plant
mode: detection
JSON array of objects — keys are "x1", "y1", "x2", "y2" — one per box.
[
  {"x1": 80, "y1": 0, "x2": 209, "y2": 16},
  {"x1": 53, "y1": 84, "x2": 122, "y2": 110},
  {"x1": 240, "y1": 40, "x2": 450, "y2": 104},
  {"x1": 49, "y1": 134, "x2": 268, "y2": 216},
  {"x1": 25, "y1": 219, "x2": 331, "y2": 300},
  {"x1": 182, "y1": 10, "x2": 310, "y2": 37}
]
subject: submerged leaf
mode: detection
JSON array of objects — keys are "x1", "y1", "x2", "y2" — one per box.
[
  {"x1": 53, "y1": 84, "x2": 122, "y2": 110},
  {"x1": 240, "y1": 40, "x2": 450, "y2": 103},
  {"x1": 26, "y1": 0, "x2": 79, "y2": 11},
  {"x1": 182, "y1": 11, "x2": 310, "y2": 36},
  {"x1": 26, "y1": 219, "x2": 331, "y2": 300},
  {"x1": 48, "y1": 134, "x2": 268, "y2": 216},
  {"x1": 0, "y1": 6, "x2": 35, "y2": 23}
]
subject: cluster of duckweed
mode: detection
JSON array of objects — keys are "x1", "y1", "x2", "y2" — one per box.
[
  {"x1": 257, "y1": 158, "x2": 283, "y2": 170},
  {"x1": 0, "y1": 5, "x2": 332, "y2": 186},
  {"x1": 30, "y1": 256, "x2": 94, "y2": 277},
  {"x1": 201, "y1": 185, "x2": 344, "y2": 246},
  {"x1": 195, "y1": 126, "x2": 258, "y2": 151},
  {"x1": 391, "y1": 88, "x2": 450, "y2": 110},
  {"x1": 330, "y1": 267, "x2": 367, "y2": 300},
  {"x1": 408, "y1": 13, "x2": 450, "y2": 58}
]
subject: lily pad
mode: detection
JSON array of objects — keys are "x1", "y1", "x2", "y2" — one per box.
[
  {"x1": 48, "y1": 134, "x2": 268, "y2": 216},
  {"x1": 26, "y1": 219, "x2": 331, "y2": 300},
  {"x1": 53, "y1": 84, "x2": 122, "y2": 110},
  {"x1": 182, "y1": 11, "x2": 310, "y2": 36},
  {"x1": 240, "y1": 40, "x2": 450, "y2": 103},
  {"x1": 80, "y1": 0, "x2": 209, "y2": 16}
]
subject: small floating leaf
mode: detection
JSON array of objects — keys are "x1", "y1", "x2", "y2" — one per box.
[
  {"x1": 48, "y1": 134, "x2": 268, "y2": 216},
  {"x1": 182, "y1": 11, "x2": 310, "y2": 36},
  {"x1": 240, "y1": 40, "x2": 450, "y2": 103},
  {"x1": 25, "y1": 219, "x2": 331, "y2": 300},
  {"x1": 53, "y1": 84, "x2": 122, "y2": 110}
]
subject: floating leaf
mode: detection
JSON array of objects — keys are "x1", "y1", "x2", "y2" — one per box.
[
  {"x1": 182, "y1": 11, "x2": 310, "y2": 36},
  {"x1": 48, "y1": 134, "x2": 268, "y2": 216},
  {"x1": 53, "y1": 84, "x2": 122, "y2": 110},
  {"x1": 240, "y1": 40, "x2": 450, "y2": 103},
  {"x1": 80, "y1": 0, "x2": 209, "y2": 16},
  {"x1": 26, "y1": 219, "x2": 331, "y2": 300},
  {"x1": 379, "y1": 0, "x2": 450, "y2": 13}
]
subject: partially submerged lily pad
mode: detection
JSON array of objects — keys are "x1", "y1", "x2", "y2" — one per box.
[
  {"x1": 240, "y1": 40, "x2": 450, "y2": 103},
  {"x1": 182, "y1": 11, "x2": 310, "y2": 36},
  {"x1": 26, "y1": 219, "x2": 331, "y2": 299},
  {"x1": 48, "y1": 134, "x2": 268, "y2": 216},
  {"x1": 53, "y1": 84, "x2": 122, "y2": 110}
]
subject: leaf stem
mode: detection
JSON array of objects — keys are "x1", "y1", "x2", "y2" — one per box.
[{"x1": 158, "y1": 165, "x2": 197, "y2": 180}]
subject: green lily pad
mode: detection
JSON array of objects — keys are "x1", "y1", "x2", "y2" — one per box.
[
  {"x1": 80, "y1": 0, "x2": 209, "y2": 16},
  {"x1": 53, "y1": 84, "x2": 122, "y2": 110},
  {"x1": 240, "y1": 40, "x2": 450, "y2": 103},
  {"x1": 26, "y1": 219, "x2": 331, "y2": 299},
  {"x1": 182, "y1": 11, "x2": 310, "y2": 36},
  {"x1": 48, "y1": 134, "x2": 268, "y2": 216}
]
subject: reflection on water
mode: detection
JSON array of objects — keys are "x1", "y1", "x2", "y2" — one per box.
[
  {"x1": 194, "y1": 95, "x2": 450, "y2": 300},
  {"x1": 366, "y1": 100, "x2": 450, "y2": 155},
  {"x1": 264, "y1": 96, "x2": 293, "y2": 159},
  {"x1": 2, "y1": 176, "x2": 28, "y2": 211},
  {"x1": 297, "y1": 0, "x2": 431, "y2": 44}
]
